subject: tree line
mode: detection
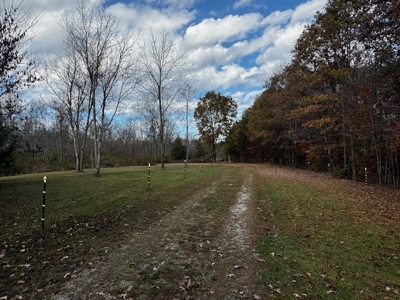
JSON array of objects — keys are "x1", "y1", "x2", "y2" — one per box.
[
  {"x1": 1, "y1": 0, "x2": 229, "y2": 175},
  {"x1": 225, "y1": 0, "x2": 400, "y2": 185}
]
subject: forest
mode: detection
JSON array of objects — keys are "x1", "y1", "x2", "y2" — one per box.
[
  {"x1": 225, "y1": 0, "x2": 400, "y2": 185},
  {"x1": 2, "y1": 0, "x2": 400, "y2": 187}
]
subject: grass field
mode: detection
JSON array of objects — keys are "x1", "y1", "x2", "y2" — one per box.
[
  {"x1": 1, "y1": 163, "x2": 400, "y2": 299},
  {"x1": 253, "y1": 166, "x2": 400, "y2": 299},
  {"x1": 0, "y1": 163, "x2": 222, "y2": 297}
]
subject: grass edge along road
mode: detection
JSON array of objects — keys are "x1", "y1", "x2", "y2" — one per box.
[
  {"x1": 1, "y1": 163, "x2": 400, "y2": 299},
  {"x1": 253, "y1": 164, "x2": 400, "y2": 299}
]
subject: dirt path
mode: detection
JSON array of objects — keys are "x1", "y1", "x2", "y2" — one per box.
[{"x1": 50, "y1": 166, "x2": 267, "y2": 300}]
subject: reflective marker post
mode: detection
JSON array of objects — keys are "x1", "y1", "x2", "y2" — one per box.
[
  {"x1": 147, "y1": 163, "x2": 151, "y2": 192},
  {"x1": 42, "y1": 176, "x2": 47, "y2": 230}
]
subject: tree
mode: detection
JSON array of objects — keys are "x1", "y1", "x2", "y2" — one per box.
[
  {"x1": 194, "y1": 91, "x2": 237, "y2": 162},
  {"x1": 225, "y1": 0, "x2": 400, "y2": 184},
  {"x1": 59, "y1": 0, "x2": 140, "y2": 175},
  {"x1": 292, "y1": 0, "x2": 366, "y2": 177},
  {"x1": 224, "y1": 110, "x2": 250, "y2": 162},
  {"x1": 180, "y1": 81, "x2": 196, "y2": 167},
  {"x1": 0, "y1": 0, "x2": 40, "y2": 174},
  {"x1": 44, "y1": 50, "x2": 91, "y2": 172},
  {"x1": 139, "y1": 30, "x2": 186, "y2": 169},
  {"x1": 171, "y1": 136, "x2": 186, "y2": 161}
]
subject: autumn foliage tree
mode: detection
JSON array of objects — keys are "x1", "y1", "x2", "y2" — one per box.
[
  {"x1": 194, "y1": 91, "x2": 237, "y2": 162},
  {"x1": 226, "y1": 0, "x2": 400, "y2": 185}
]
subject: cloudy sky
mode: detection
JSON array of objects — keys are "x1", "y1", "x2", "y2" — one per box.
[{"x1": 23, "y1": 0, "x2": 327, "y2": 118}]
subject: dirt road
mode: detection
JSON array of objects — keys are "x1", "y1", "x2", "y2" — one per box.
[{"x1": 51, "y1": 166, "x2": 267, "y2": 300}]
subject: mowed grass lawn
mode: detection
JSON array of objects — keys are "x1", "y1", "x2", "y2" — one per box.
[
  {"x1": 0, "y1": 163, "x2": 222, "y2": 297},
  {"x1": 1, "y1": 163, "x2": 400, "y2": 299},
  {"x1": 253, "y1": 166, "x2": 400, "y2": 299}
]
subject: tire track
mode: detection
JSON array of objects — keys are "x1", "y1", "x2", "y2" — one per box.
[{"x1": 204, "y1": 172, "x2": 266, "y2": 299}]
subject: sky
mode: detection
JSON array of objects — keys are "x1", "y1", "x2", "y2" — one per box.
[{"x1": 21, "y1": 0, "x2": 328, "y2": 131}]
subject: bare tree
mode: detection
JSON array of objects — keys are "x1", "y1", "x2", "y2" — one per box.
[
  {"x1": 57, "y1": 0, "x2": 140, "y2": 175},
  {"x1": 43, "y1": 51, "x2": 91, "y2": 172},
  {"x1": 180, "y1": 82, "x2": 196, "y2": 167},
  {"x1": 139, "y1": 30, "x2": 186, "y2": 169}
]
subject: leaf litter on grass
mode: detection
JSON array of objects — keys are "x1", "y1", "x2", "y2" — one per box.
[
  {"x1": 49, "y1": 166, "x2": 268, "y2": 300},
  {"x1": 255, "y1": 164, "x2": 400, "y2": 299}
]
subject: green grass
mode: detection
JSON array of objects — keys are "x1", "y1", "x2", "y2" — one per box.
[
  {"x1": 2, "y1": 163, "x2": 400, "y2": 299},
  {"x1": 0, "y1": 163, "x2": 224, "y2": 297},
  {"x1": 254, "y1": 169, "x2": 400, "y2": 299}
]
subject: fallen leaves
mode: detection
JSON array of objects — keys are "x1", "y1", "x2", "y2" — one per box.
[
  {"x1": 268, "y1": 284, "x2": 282, "y2": 295},
  {"x1": 233, "y1": 265, "x2": 245, "y2": 269},
  {"x1": 179, "y1": 276, "x2": 201, "y2": 291}
]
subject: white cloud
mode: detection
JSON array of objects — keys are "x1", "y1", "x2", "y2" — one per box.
[
  {"x1": 23, "y1": 0, "x2": 328, "y2": 123},
  {"x1": 261, "y1": 10, "x2": 293, "y2": 26},
  {"x1": 233, "y1": 0, "x2": 253, "y2": 9},
  {"x1": 231, "y1": 89, "x2": 263, "y2": 115},
  {"x1": 290, "y1": 0, "x2": 326, "y2": 24},
  {"x1": 106, "y1": 2, "x2": 195, "y2": 34},
  {"x1": 183, "y1": 13, "x2": 262, "y2": 48},
  {"x1": 181, "y1": 0, "x2": 327, "y2": 102},
  {"x1": 163, "y1": 0, "x2": 197, "y2": 9}
]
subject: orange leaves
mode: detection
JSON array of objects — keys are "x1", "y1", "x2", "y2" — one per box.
[{"x1": 304, "y1": 116, "x2": 334, "y2": 129}]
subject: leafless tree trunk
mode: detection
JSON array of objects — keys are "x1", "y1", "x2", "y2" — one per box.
[
  {"x1": 43, "y1": 49, "x2": 92, "y2": 172},
  {"x1": 181, "y1": 83, "x2": 196, "y2": 168},
  {"x1": 139, "y1": 30, "x2": 186, "y2": 169},
  {"x1": 58, "y1": 0, "x2": 140, "y2": 176}
]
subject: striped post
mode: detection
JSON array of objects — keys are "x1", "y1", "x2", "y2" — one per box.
[
  {"x1": 147, "y1": 163, "x2": 150, "y2": 192},
  {"x1": 365, "y1": 167, "x2": 368, "y2": 188},
  {"x1": 42, "y1": 176, "x2": 47, "y2": 230}
]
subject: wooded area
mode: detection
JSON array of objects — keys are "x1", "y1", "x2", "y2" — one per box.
[
  {"x1": 0, "y1": 1, "x2": 207, "y2": 175},
  {"x1": 225, "y1": 0, "x2": 400, "y2": 185},
  {"x1": 2, "y1": 0, "x2": 400, "y2": 186}
]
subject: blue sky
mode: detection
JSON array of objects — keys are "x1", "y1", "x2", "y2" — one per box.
[{"x1": 23, "y1": 0, "x2": 327, "y2": 133}]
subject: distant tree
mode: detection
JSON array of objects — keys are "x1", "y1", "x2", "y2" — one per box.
[
  {"x1": 0, "y1": 0, "x2": 40, "y2": 174},
  {"x1": 194, "y1": 91, "x2": 237, "y2": 162},
  {"x1": 58, "y1": 0, "x2": 140, "y2": 175},
  {"x1": 139, "y1": 30, "x2": 187, "y2": 169},
  {"x1": 171, "y1": 136, "x2": 186, "y2": 161},
  {"x1": 225, "y1": 109, "x2": 251, "y2": 162},
  {"x1": 189, "y1": 138, "x2": 206, "y2": 160},
  {"x1": 0, "y1": 115, "x2": 16, "y2": 173},
  {"x1": 44, "y1": 51, "x2": 91, "y2": 172},
  {"x1": 181, "y1": 82, "x2": 196, "y2": 167}
]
